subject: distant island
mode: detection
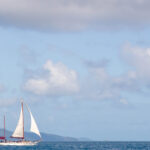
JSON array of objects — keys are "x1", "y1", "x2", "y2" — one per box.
[{"x1": 0, "y1": 129, "x2": 91, "y2": 142}]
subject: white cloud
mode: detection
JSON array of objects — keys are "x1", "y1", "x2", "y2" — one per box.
[
  {"x1": 24, "y1": 60, "x2": 79, "y2": 96},
  {"x1": 0, "y1": 0, "x2": 150, "y2": 31},
  {"x1": 23, "y1": 45, "x2": 150, "y2": 104},
  {"x1": 122, "y1": 44, "x2": 150, "y2": 81},
  {"x1": 79, "y1": 59, "x2": 140, "y2": 104},
  {"x1": 80, "y1": 66, "x2": 123, "y2": 102},
  {"x1": 80, "y1": 44, "x2": 150, "y2": 103}
]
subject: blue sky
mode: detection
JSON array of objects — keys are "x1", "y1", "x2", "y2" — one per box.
[{"x1": 1, "y1": 0, "x2": 150, "y2": 141}]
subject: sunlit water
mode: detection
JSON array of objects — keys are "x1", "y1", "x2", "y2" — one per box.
[{"x1": 1, "y1": 142, "x2": 150, "y2": 150}]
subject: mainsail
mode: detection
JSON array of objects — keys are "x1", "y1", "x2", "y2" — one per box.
[
  {"x1": 26, "y1": 105, "x2": 41, "y2": 137},
  {"x1": 11, "y1": 103, "x2": 24, "y2": 138}
]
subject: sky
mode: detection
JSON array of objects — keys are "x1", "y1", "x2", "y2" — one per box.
[{"x1": 1, "y1": 0, "x2": 150, "y2": 141}]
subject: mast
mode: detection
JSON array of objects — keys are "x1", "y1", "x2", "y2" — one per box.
[
  {"x1": 0, "y1": 115, "x2": 6, "y2": 140},
  {"x1": 22, "y1": 102, "x2": 24, "y2": 139},
  {"x1": 4, "y1": 115, "x2": 5, "y2": 138}
]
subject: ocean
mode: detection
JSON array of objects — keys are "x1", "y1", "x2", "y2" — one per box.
[{"x1": 0, "y1": 142, "x2": 150, "y2": 150}]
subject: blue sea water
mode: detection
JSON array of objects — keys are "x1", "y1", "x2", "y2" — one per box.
[{"x1": 1, "y1": 142, "x2": 150, "y2": 150}]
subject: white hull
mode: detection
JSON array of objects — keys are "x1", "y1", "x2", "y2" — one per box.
[{"x1": 0, "y1": 141, "x2": 39, "y2": 146}]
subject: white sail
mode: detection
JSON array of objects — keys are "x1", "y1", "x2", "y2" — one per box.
[
  {"x1": 26, "y1": 105, "x2": 41, "y2": 137},
  {"x1": 12, "y1": 107, "x2": 24, "y2": 138}
]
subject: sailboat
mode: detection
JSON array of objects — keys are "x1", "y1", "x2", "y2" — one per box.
[{"x1": 0, "y1": 101, "x2": 41, "y2": 146}]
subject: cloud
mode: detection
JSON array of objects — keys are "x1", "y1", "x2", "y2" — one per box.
[
  {"x1": 122, "y1": 44, "x2": 150, "y2": 82},
  {"x1": 24, "y1": 60, "x2": 79, "y2": 96},
  {"x1": 82, "y1": 44, "x2": 150, "y2": 103},
  {"x1": 79, "y1": 58, "x2": 140, "y2": 104},
  {"x1": 0, "y1": 0, "x2": 150, "y2": 31},
  {"x1": 79, "y1": 62, "x2": 122, "y2": 101},
  {"x1": 22, "y1": 45, "x2": 150, "y2": 104}
]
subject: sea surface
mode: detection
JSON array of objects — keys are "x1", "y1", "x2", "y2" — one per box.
[{"x1": 1, "y1": 142, "x2": 150, "y2": 150}]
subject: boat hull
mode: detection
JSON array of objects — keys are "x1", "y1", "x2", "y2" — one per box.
[{"x1": 0, "y1": 141, "x2": 39, "y2": 146}]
